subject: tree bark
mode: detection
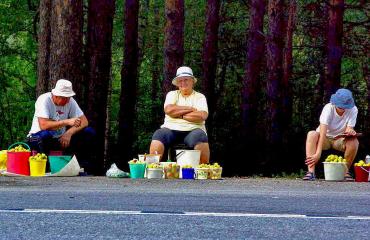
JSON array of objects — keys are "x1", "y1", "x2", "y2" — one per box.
[
  {"x1": 325, "y1": 0, "x2": 344, "y2": 100},
  {"x1": 282, "y1": 0, "x2": 296, "y2": 131},
  {"x1": 266, "y1": 0, "x2": 285, "y2": 144},
  {"x1": 163, "y1": 0, "x2": 184, "y2": 94},
  {"x1": 241, "y1": 0, "x2": 266, "y2": 138},
  {"x1": 85, "y1": 0, "x2": 115, "y2": 174},
  {"x1": 118, "y1": 0, "x2": 140, "y2": 167},
  {"x1": 49, "y1": 0, "x2": 84, "y2": 100},
  {"x1": 202, "y1": 0, "x2": 220, "y2": 132},
  {"x1": 151, "y1": 0, "x2": 162, "y2": 128},
  {"x1": 36, "y1": 0, "x2": 51, "y2": 97}
]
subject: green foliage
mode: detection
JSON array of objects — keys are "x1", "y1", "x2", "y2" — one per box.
[
  {"x1": 0, "y1": 0, "x2": 368, "y2": 176},
  {"x1": 0, "y1": 0, "x2": 37, "y2": 148}
]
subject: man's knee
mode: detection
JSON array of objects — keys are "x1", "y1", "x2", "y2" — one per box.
[
  {"x1": 346, "y1": 138, "x2": 359, "y2": 150},
  {"x1": 184, "y1": 129, "x2": 208, "y2": 148},
  {"x1": 152, "y1": 128, "x2": 174, "y2": 149},
  {"x1": 307, "y1": 131, "x2": 319, "y2": 141}
]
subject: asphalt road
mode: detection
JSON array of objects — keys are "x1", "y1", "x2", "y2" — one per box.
[{"x1": 1, "y1": 177, "x2": 370, "y2": 239}]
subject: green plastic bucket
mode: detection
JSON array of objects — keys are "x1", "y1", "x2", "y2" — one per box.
[
  {"x1": 49, "y1": 155, "x2": 72, "y2": 174},
  {"x1": 129, "y1": 163, "x2": 146, "y2": 179}
]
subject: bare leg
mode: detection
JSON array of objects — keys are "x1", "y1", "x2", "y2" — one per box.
[
  {"x1": 344, "y1": 138, "x2": 359, "y2": 170},
  {"x1": 194, "y1": 142, "x2": 210, "y2": 164},
  {"x1": 149, "y1": 140, "x2": 165, "y2": 160},
  {"x1": 306, "y1": 131, "x2": 320, "y2": 173}
]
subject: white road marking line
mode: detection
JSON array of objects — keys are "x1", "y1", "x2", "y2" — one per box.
[{"x1": 0, "y1": 209, "x2": 369, "y2": 220}]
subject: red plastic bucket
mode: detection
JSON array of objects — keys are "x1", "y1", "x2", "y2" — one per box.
[
  {"x1": 6, "y1": 142, "x2": 31, "y2": 176},
  {"x1": 354, "y1": 166, "x2": 370, "y2": 182}
]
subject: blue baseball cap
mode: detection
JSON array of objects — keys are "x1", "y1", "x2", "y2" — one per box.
[{"x1": 330, "y1": 88, "x2": 355, "y2": 109}]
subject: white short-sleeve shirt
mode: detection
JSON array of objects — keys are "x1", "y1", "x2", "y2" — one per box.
[
  {"x1": 28, "y1": 92, "x2": 84, "y2": 138},
  {"x1": 316, "y1": 103, "x2": 358, "y2": 137},
  {"x1": 161, "y1": 90, "x2": 208, "y2": 133}
]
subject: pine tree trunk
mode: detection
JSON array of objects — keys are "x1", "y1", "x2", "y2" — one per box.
[
  {"x1": 266, "y1": 0, "x2": 285, "y2": 144},
  {"x1": 151, "y1": 1, "x2": 162, "y2": 128},
  {"x1": 85, "y1": 0, "x2": 115, "y2": 174},
  {"x1": 49, "y1": 0, "x2": 84, "y2": 100},
  {"x1": 241, "y1": 0, "x2": 266, "y2": 138},
  {"x1": 202, "y1": 0, "x2": 220, "y2": 134},
  {"x1": 282, "y1": 0, "x2": 296, "y2": 131},
  {"x1": 118, "y1": 0, "x2": 140, "y2": 167},
  {"x1": 325, "y1": 0, "x2": 344, "y2": 99},
  {"x1": 163, "y1": 0, "x2": 184, "y2": 94},
  {"x1": 36, "y1": 0, "x2": 51, "y2": 97}
]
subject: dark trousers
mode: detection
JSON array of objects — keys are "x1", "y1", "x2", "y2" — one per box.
[{"x1": 27, "y1": 127, "x2": 97, "y2": 174}]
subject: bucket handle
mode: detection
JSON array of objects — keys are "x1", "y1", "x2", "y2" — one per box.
[
  {"x1": 8, "y1": 142, "x2": 30, "y2": 151},
  {"x1": 175, "y1": 150, "x2": 185, "y2": 160},
  {"x1": 360, "y1": 167, "x2": 370, "y2": 173}
]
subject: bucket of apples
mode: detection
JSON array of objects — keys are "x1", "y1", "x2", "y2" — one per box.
[{"x1": 323, "y1": 154, "x2": 347, "y2": 181}]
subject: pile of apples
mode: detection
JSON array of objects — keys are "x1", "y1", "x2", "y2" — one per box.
[
  {"x1": 182, "y1": 164, "x2": 194, "y2": 169},
  {"x1": 147, "y1": 163, "x2": 161, "y2": 169},
  {"x1": 8, "y1": 145, "x2": 30, "y2": 152},
  {"x1": 163, "y1": 163, "x2": 179, "y2": 179},
  {"x1": 128, "y1": 159, "x2": 145, "y2": 164},
  {"x1": 325, "y1": 154, "x2": 347, "y2": 163},
  {"x1": 354, "y1": 160, "x2": 370, "y2": 167},
  {"x1": 29, "y1": 153, "x2": 47, "y2": 162}
]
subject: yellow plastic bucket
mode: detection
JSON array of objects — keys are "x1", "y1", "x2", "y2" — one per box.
[{"x1": 29, "y1": 159, "x2": 47, "y2": 177}]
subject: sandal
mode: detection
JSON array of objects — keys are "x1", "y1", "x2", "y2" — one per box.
[
  {"x1": 345, "y1": 172, "x2": 354, "y2": 182},
  {"x1": 303, "y1": 171, "x2": 316, "y2": 181}
]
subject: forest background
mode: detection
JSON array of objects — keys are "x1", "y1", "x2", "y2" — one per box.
[{"x1": 0, "y1": 0, "x2": 368, "y2": 176}]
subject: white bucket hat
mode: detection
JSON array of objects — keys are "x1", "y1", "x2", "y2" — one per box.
[
  {"x1": 172, "y1": 66, "x2": 197, "y2": 86},
  {"x1": 51, "y1": 79, "x2": 76, "y2": 97}
]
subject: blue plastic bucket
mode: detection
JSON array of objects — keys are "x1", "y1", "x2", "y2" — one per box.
[{"x1": 182, "y1": 168, "x2": 195, "y2": 179}]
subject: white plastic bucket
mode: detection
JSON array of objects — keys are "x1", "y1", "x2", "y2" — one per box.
[
  {"x1": 323, "y1": 162, "x2": 347, "y2": 181},
  {"x1": 176, "y1": 150, "x2": 200, "y2": 178}
]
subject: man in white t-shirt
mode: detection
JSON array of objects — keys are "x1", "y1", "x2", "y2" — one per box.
[
  {"x1": 304, "y1": 88, "x2": 359, "y2": 181},
  {"x1": 27, "y1": 79, "x2": 97, "y2": 174},
  {"x1": 149, "y1": 66, "x2": 210, "y2": 163}
]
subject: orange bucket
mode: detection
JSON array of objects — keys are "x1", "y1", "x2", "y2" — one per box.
[{"x1": 6, "y1": 142, "x2": 31, "y2": 176}]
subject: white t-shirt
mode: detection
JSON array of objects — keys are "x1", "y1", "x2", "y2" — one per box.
[
  {"x1": 28, "y1": 92, "x2": 84, "y2": 138},
  {"x1": 316, "y1": 103, "x2": 358, "y2": 137},
  {"x1": 161, "y1": 90, "x2": 208, "y2": 133}
]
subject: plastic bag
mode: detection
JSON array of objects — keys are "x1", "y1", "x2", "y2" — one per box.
[{"x1": 106, "y1": 163, "x2": 129, "y2": 178}]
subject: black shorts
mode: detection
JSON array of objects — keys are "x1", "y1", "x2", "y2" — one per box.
[{"x1": 152, "y1": 128, "x2": 208, "y2": 149}]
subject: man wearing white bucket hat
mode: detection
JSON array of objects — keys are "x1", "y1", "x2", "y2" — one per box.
[
  {"x1": 27, "y1": 79, "x2": 97, "y2": 174},
  {"x1": 149, "y1": 66, "x2": 210, "y2": 163},
  {"x1": 304, "y1": 88, "x2": 359, "y2": 181}
]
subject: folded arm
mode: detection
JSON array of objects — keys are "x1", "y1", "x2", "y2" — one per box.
[
  {"x1": 183, "y1": 111, "x2": 208, "y2": 123},
  {"x1": 164, "y1": 104, "x2": 196, "y2": 118},
  {"x1": 38, "y1": 116, "x2": 82, "y2": 131}
]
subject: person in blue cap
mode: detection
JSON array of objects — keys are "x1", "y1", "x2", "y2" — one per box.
[{"x1": 304, "y1": 88, "x2": 359, "y2": 181}]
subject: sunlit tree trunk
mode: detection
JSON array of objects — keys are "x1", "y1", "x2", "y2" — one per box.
[
  {"x1": 325, "y1": 0, "x2": 344, "y2": 100},
  {"x1": 202, "y1": 0, "x2": 220, "y2": 134},
  {"x1": 49, "y1": 0, "x2": 84, "y2": 100},
  {"x1": 163, "y1": 0, "x2": 184, "y2": 94},
  {"x1": 241, "y1": 0, "x2": 266, "y2": 139},
  {"x1": 266, "y1": 0, "x2": 285, "y2": 144},
  {"x1": 117, "y1": 0, "x2": 139, "y2": 167},
  {"x1": 282, "y1": 0, "x2": 296, "y2": 132},
  {"x1": 85, "y1": 0, "x2": 115, "y2": 174},
  {"x1": 36, "y1": 0, "x2": 51, "y2": 97}
]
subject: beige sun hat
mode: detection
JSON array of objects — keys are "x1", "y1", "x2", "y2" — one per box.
[
  {"x1": 51, "y1": 79, "x2": 76, "y2": 97},
  {"x1": 172, "y1": 66, "x2": 198, "y2": 86}
]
